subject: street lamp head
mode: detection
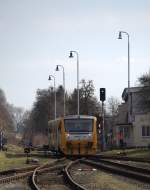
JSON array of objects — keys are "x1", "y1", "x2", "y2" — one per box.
[
  {"x1": 48, "y1": 75, "x2": 52, "y2": 80},
  {"x1": 56, "y1": 65, "x2": 59, "y2": 71},
  {"x1": 69, "y1": 51, "x2": 73, "y2": 58},
  {"x1": 118, "y1": 31, "x2": 122, "y2": 39}
]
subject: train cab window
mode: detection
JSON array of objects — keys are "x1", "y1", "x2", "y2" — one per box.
[{"x1": 64, "y1": 119, "x2": 93, "y2": 132}]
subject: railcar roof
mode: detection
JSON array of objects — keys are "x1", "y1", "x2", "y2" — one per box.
[{"x1": 64, "y1": 115, "x2": 95, "y2": 120}]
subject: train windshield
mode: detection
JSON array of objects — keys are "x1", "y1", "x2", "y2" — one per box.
[{"x1": 64, "y1": 119, "x2": 93, "y2": 132}]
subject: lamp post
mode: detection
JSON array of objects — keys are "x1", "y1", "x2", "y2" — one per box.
[
  {"x1": 69, "y1": 51, "x2": 79, "y2": 115},
  {"x1": 56, "y1": 65, "x2": 66, "y2": 116},
  {"x1": 48, "y1": 75, "x2": 56, "y2": 119},
  {"x1": 118, "y1": 31, "x2": 131, "y2": 123}
]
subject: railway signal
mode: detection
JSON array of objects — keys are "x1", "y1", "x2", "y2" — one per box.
[
  {"x1": 100, "y1": 88, "x2": 106, "y2": 102},
  {"x1": 24, "y1": 147, "x2": 30, "y2": 164},
  {"x1": 100, "y1": 88, "x2": 106, "y2": 151}
]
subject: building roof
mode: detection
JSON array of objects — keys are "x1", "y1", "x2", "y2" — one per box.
[{"x1": 122, "y1": 86, "x2": 150, "y2": 101}]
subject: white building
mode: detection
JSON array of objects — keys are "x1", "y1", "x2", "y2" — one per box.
[{"x1": 115, "y1": 86, "x2": 150, "y2": 147}]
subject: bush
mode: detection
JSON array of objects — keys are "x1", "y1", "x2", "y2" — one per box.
[{"x1": 148, "y1": 143, "x2": 150, "y2": 149}]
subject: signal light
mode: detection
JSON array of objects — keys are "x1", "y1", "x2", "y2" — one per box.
[{"x1": 100, "y1": 88, "x2": 106, "y2": 102}]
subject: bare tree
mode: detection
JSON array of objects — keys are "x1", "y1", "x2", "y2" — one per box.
[
  {"x1": 7, "y1": 105, "x2": 24, "y2": 132},
  {"x1": 137, "y1": 71, "x2": 150, "y2": 108},
  {"x1": 0, "y1": 89, "x2": 14, "y2": 132},
  {"x1": 138, "y1": 70, "x2": 150, "y2": 86},
  {"x1": 107, "y1": 96, "x2": 121, "y2": 116},
  {"x1": 67, "y1": 79, "x2": 100, "y2": 115}
]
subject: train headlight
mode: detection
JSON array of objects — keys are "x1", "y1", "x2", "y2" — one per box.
[
  {"x1": 66, "y1": 133, "x2": 70, "y2": 139},
  {"x1": 88, "y1": 133, "x2": 92, "y2": 139}
]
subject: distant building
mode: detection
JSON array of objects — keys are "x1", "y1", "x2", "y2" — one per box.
[{"x1": 115, "y1": 86, "x2": 150, "y2": 147}]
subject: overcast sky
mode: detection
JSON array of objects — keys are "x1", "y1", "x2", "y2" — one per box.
[{"x1": 0, "y1": 0, "x2": 150, "y2": 109}]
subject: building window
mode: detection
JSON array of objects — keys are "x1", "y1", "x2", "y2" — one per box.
[
  {"x1": 142, "y1": 126, "x2": 150, "y2": 137},
  {"x1": 147, "y1": 127, "x2": 150, "y2": 136},
  {"x1": 124, "y1": 127, "x2": 130, "y2": 138},
  {"x1": 142, "y1": 126, "x2": 145, "y2": 136}
]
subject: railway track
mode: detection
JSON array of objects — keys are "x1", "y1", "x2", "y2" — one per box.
[
  {"x1": 94, "y1": 154, "x2": 150, "y2": 163},
  {"x1": 0, "y1": 165, "x2": 38, "y2": 179},
  {"x1": 0, "y1": 157, "x2": 65, "y2": 186},
  {"x1": 81, "y1": 158, "x2": 150, "y2": 183},
  {"x1": 63, "y1": 159, "x2": 87, "y2": 190},
  {"x1": 63, "y1": 158, "x2": 150, "y2": 189},
  {"x1": 0, "y1": 166, "x2": 38, "y2": 184},
  {"x1": 1, "y1": 156, "x2": 149, "y2": 189},
  {"x1": 30, "y1": 158, "x2": 86, "y2": 190},
  {"x1": 29, "y1": 157, "x2": 150, "y2": 190},
  {"x1": 94, "y1": 158, "x2": 150, "y2": 174},
  {"x1": 29, "y1": 157, "x2": 68, "y2": 190}
]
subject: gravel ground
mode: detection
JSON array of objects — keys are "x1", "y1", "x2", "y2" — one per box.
[
  {"x1": 37, "y1": 171, "x2": 70, "y2": 190},
  {"x1": 70, "y1": 162, "x2": 150, "y2": 190},
  {"x1": 93, "y1": 171, "x2": 150, "y2": 190}
]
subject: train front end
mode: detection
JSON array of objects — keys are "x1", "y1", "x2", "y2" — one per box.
[{"x1": 63, "y1": 115, "x2": 97, "y2": 156}]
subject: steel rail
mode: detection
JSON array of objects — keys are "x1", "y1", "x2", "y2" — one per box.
[
  {"x1": 63, "y1": 159, "x2": 87, "y2": 190},
  {"x1": 0, "y1": 165, "x2": 38, "y2": 178},
  {"x1": 0, "y1": 165, "x2": 41, "y2": 184},
  {"x1": 94, "y1": 154, "x2": 150, "y2": 163},
  {"x1": 0, "y1": 170, "x2": 33, "y2": 184},
  {"x1": 93, "y1": 158, "x2": 150, "y2": 175},
  {"x1": 29, "y1": 157, "x2": 67, "y2": 190},
  {"x1": 30, "y1": 164, "x2": 67, "y2": 190},
  {"x1": 81, "y1": 159, "x2": 150, "y2": 183},
  {"x1": 31, "y1": 165, "x2": 41, "y2": 190},
  {"x1": 0, "y1": 157, "x2": 66, "y2": 185}
]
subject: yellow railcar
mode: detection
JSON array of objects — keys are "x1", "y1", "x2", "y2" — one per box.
[{"x1": 48, "y1": 115, "x2": 97, "y2": 155}]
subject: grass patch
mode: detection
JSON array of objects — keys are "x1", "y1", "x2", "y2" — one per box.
[
  {"x1": 0, "y1": 144, "x2": 53, "y2": 170},
  {"x1": 0, "y1": 152, "x2": 26, "y2": 170},
  {"x1": 6, "y1": 144, "x2": 24, "y2": 153},
  {"x1": 0, "y1": 151, "x2": 53, "y2": 170}
]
